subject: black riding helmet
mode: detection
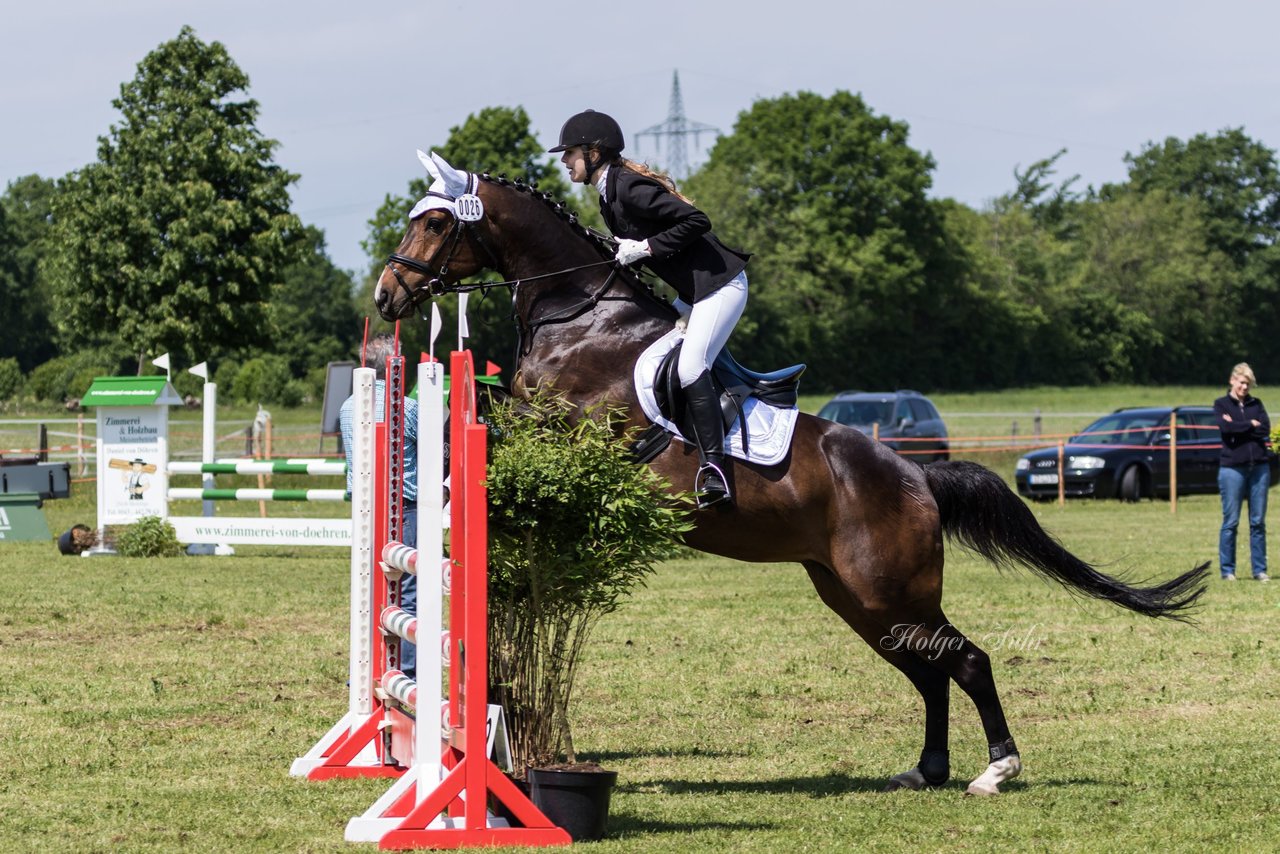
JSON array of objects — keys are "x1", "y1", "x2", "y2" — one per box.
[{"x1": 548, "y1": 109, "x2": 625, "y2": 153}]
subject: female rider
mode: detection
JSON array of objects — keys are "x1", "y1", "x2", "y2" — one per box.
[{"x1": 550, "y1": 109, "x2": 749, "y2": 508}]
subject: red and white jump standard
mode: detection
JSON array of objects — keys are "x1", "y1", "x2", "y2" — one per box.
[{"x1": 292, "y1": 349, "x2": 569, "y2": 848}]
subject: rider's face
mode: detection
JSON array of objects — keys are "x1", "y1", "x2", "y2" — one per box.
[{"x1": 560, "y1": 146, "x2": 590, "y2": 184}]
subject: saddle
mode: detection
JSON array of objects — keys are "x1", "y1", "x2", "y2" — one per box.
[{"x1": 631, "y1": 341, "x2": 806, "y2": 463}]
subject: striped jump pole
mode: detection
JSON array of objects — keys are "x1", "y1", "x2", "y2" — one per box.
[
  {"x1": 166, "y1": 456, "x2": 352, "y2": 546},
  {"x1": 167, "y1": 488, "x2": 348, "y2": 502},
  {"x1": 382, "y1": 541, "x2": 452, "y2": 593},
  {"x1": 164, "y1": 366, "x2": 348, "y2": 551},
  {"x1": 168, "y1": 459, "x2": 346, "y2": 476},
  {"x1": 380, "y1": 605, "x2": 419, "y2": 646},
  {"x1": 380, "y1": 605, "x2": 451, "y2": 664},
  {"x1": 381, "y1": 669, "x2": 417, "y2": 709}
]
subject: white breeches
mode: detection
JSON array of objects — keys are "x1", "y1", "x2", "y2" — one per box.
[{"x1": 676, "y1": 272, "x2": 748, "y2": 387}]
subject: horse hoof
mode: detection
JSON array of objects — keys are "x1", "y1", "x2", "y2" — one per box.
[
  {"x1": 964, "y1": 755, "x2": 1022, "y2": 796},
  {"x1": 883, "y1": 767, "x2": 928, "y2": 792}
]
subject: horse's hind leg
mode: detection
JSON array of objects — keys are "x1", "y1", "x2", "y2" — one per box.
[
  {"x1": 904, "y1": 615, "x2": 1022, "y2": 795},
  {"x1": 880, "y1": 654, "x2": 953, "y2": 791},
  {"x1": 801, "y1": 561, "x2": 952, "y2": 791},
  {"x1": 885, "y1": 660, "x2": 957, "y2": 793}
]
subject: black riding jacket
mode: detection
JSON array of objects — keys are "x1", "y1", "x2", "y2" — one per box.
[
  {"x1": 599, "y1": 166, "x2": 750, "y2": 303},
  {"x1": 1214, "y1": 393, "x2": 1272, "y2": 467}
]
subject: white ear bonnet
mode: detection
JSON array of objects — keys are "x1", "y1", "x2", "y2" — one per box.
[{"x1": 408, "y1": 150, "x2": 484, "y2": 222}]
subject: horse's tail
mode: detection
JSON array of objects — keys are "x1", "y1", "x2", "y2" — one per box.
[{"x1": 923, "y1": 460, "x2": 1207, "y2": 621}]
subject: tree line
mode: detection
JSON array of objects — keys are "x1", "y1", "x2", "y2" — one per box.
[{"x1": 3, "y1": 27, "x2": 1278, "y2": 406}]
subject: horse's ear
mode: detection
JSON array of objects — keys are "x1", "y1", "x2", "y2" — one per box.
[
  {"x1": 430, "y1": 151, "x2": 471, "y2": 198},
  {"x1": 418, "y1": 149, "x2": 442, "y2": 182}
]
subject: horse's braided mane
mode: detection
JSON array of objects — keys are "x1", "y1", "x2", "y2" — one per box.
[{"x1": 477, "y1": 172, "x2": 671, "y2": 312}]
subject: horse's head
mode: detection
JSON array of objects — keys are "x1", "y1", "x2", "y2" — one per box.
[{"x1": 374, "y1": 151, "x2": 497, "y2": 321}]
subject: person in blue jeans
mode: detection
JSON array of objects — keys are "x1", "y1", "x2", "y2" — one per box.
[
  {"x1": 1214, "y1": 362, "x2": 1271, "y2": 582},
  {"x1": 340, "y1": 334, "x2": 420, "y2": 676}
]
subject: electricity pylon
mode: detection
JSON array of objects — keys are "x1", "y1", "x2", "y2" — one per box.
[{"x1": 636, "y1": 70, "x2": 718, "y2": 180}]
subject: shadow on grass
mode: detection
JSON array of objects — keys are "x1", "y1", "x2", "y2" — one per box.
[
  {"x1": 618, "y1": 772, "x2": 888, "y2": 797},
  {"x1": 584, "y1": 746, "x2": 748, "y2": 764},
  {"x1": 618, "y1": 773, "x2": 1103, "y2": 798},
  {"x1": 606, "y1": 814, "x2": 776, "y2": 837}
]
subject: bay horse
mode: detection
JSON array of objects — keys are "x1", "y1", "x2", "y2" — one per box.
[{"x1": 373, "y1": 152, "x2": 1207, "y2": 796}]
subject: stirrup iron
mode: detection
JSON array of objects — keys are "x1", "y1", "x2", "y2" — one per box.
[{"x1": 695, "y1": 460, "x2": 731, "y2": 509}]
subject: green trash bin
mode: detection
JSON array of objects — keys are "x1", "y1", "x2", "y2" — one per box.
[{"x1": 0, "y1": 492, "x2": 52, "y2": 542}]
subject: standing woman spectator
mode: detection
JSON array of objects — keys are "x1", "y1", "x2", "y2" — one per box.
[
  {"x1": 550, "y1": 109, "x2": 750, "y2": 508},
  {"x1": 1214, "y1": 362, "x2": 1271, "y2": 582}
]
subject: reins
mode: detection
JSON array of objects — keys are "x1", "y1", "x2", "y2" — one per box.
[
  {"x1": 387, "y1": 254, "x2": 619, "y2": 297},
  {"x1": 383, "y1": 171, "x2": 669, "y2": 355},
  {"x1": 387, "y1": 233, "x2": 624, "y2": 357},
  {"x1": 514, "y1": 266, "x2": 621, "y2": 358}
]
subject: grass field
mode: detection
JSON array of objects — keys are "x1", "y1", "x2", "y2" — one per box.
[{"x1": 3, "y1": 386, "x2": 1277, "y2": 852}]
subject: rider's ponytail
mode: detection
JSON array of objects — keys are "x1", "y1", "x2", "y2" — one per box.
[{"x1": 612, "y1": 156, "x2": 694, "y2": 205}]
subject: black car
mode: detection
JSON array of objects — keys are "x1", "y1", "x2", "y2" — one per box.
[
  {"x1": 816, "y1": 390, "x2": 950, "y2": 463},
  {"x1": 1014, "y1": 405, "x2": 1276, "y2": 501}
]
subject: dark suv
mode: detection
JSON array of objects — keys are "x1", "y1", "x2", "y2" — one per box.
[
  {"x1": 1014, "y1": 405, "x2": 1277, "y2": 501},
  {"x1": 816, "y1": 390, "x2": 950, "y2": 463}
]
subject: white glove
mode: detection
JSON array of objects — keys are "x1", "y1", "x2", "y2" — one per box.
[
  {"x1": 673, "y1": 298, "x2": 692, "y2": 333},
  {"x1": 614, "y1": 238, "x2": 652, "y2": 266}
]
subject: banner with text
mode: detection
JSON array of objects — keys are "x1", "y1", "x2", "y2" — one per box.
[
  {"x1": 99, "y1": 408, "x2": 167, "y2": 525},
  {"x1": 169, "y1": 516, "x2": 352, "y2": 546}
]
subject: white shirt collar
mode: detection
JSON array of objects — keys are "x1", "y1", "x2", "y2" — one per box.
[{"x1": 595, "y1": 165, "x2": 610, "y2": 201}]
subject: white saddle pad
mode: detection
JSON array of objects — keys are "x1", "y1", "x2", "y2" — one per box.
[{"x1": 633, "y1": 330, "x2": 798, "y2": 467}]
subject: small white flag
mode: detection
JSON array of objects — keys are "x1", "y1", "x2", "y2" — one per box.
[
  {"x1": 457, "y1": 292, "x2": 470, "y2": 349},
  {"x1": 152, "y1": 353, "x2": 171, "y2": 371},
  {"x1": 189, "y1": 361, "x2": 208, "y2": 380},
  {"x1": 429, "y1": 303, "x2": 442, "y2": 363}
]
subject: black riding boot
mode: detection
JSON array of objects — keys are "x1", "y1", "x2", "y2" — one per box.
[{"x1": 683, "y1": 371, "x2": 732, "y2": 509}]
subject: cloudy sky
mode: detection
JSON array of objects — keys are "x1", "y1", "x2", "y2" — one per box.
[{"x1": 4, "y1": 1, "x2": 1278, "y2": 275}]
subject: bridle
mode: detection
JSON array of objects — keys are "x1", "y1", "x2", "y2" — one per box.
[
  {"x1": 382, "y1": 175, "x2": 625, "y2": 345},
  {"x1": 383, "y1": 174, "x2": 507, "y2": 312}
]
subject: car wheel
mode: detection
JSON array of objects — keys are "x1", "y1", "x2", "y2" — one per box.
[{"x1": 1119, "y1": 466, "x2": 1142, "y2": 502}]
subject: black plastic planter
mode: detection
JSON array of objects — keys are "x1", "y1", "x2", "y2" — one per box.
[{"x1": 527, "y1": 767, "x2": 618, "y2": 841}]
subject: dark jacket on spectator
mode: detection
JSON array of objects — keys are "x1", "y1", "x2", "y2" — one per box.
[{"x1": 1214, "y1": 393, "x2": 1271, "y2": 466}]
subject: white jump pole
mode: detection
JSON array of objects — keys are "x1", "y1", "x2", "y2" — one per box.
[
  {"x1": 417, "y1": 355, "x2": 446, "y2": 799},
  {"x1": 288, "y1": 366, "x2": 378, "y2": 778},
  {"x1": 350, "y1": 367, "x2": 378, "y2": 723},
  {"x1": 187, "y1": 360, "x2": 232, "y2": 555}
]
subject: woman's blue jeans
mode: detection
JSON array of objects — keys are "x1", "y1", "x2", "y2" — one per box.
[{"x1": 1218, "y1": 463, "x2": 1269, "y2": 578}]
